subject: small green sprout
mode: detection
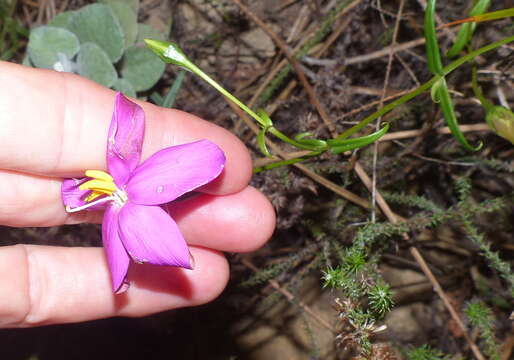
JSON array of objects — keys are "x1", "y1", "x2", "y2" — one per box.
[{"x1": 368, "y1": 282, "x2": 394, "y2": 318}]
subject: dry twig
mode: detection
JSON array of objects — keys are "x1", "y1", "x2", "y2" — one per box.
[
  {"x1": 371, "y1": 0, "x2": 405, "y2": 222},
  {"x1": 241, "y1": 258, "x2": 335, "y2": 333},
  {"x1": 229, "y1": 0, "x2": 337, "y2": 133}
]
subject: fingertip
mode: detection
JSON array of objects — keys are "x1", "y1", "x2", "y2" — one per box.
[
  {"x1": 121, "y1": 247, "x2": 229, "y2": 315},
  {"x1": 0, "y1": 245, "x2": 30, "y2": 328},
  {"x1": 220, "y1": 186, "x2": 275, "y2": 252},
  {"x1": 188, "y1": 247, "x2": 229, "y2": 305},
  {"x1": 239, "y1": 187, "x2": 276, "y2": 252},
  {"x1": 170, "y1": 186, "x2": 276, "y2": 252}
]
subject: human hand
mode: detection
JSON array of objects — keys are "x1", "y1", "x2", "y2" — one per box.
[{"x1": 0, "y1": 61, "x2": 275, "y2": 327}]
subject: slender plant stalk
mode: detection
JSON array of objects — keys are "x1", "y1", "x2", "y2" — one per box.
[
  {"x1": 336, "y1": 34, "x2": 514, "y2": 140},
  {"x1": 253, "y1": 151, "x2": 322, "y2": 173},
  {"x1": 162, "y1": 70, "x2": 186, "y2": 108},
  {"x1": 471, "y1": 65, "x2": 493, "y2": 111}
]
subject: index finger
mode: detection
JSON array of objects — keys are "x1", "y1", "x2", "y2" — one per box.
[{"x1": 0, "y1": 61, "x2": 252, "y2": 195}]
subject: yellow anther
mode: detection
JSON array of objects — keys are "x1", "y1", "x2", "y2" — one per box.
[
  {"x1": 80, "y1": 179, "x2": 116, "y2": 195},
  {"x1": 85, "y1": 170, "x2": 114, "y2": 182},
  {"x1": 84, "y1": 190, "x2": 104, "y2": 203}
]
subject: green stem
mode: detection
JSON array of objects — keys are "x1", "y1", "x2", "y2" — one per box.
[
  {"x1": 253, "y1": 151, "x2": 322, "y2": 173},
  {"x1": 268, "y1": 127, "x2": 327, "y2": 150},
  {"x1": 187, "y1": 62, "x2": 326, "y2": 151},
  {"x1": 258, "y1": 33, "x2": 514, "y2": 168},
  {"x1": 471, "y1": 65, "x2": 494, "y2": 111},
  {"x1": 469, "y1": 7, "x2": 514, "y2": 23},
  {"x1": 443, "y1": 34, "x2": 514, "y2": 74},
  {"x1": 336, "y1": 79, "x2": 436, "y2": 140},
  {"x1": 187, "y1": 63, "x2": 267, "y2": 128},
  {"x1": 336, "y1": 33, "x2": 514, "y2": 140}
]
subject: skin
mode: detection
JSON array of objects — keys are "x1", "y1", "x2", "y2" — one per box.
[{"x1": 0, "y1": 61, "x2": 276, "y2": 328}]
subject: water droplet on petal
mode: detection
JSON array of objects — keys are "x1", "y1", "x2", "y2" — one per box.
[{"x1": 156, "y1": 185, "x2": 164, "y2": 193}]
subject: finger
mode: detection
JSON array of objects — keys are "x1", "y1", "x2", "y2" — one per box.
[
  {"x1": 0, "y1": 61, "x2": 252, "y2": 195},
  {"x1": 0, "y1": 170, "x2": 102, "y2": 227},
  {"x1": 169, "y1": 186, "x2": 275, "y2": 252},
  {"x1": 0, "y1": 244, "x2": 228, "y2": 328},
  {"x1": 0, "y1": 171, "x2": 275, "y2": 253}
]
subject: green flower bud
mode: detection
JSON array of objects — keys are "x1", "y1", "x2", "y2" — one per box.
[
  {"x1": 486, "y1": 106, "x2": 514, "y2": 144},
  {"x1": 144, "y1": 39, "x2": 191, "y2": 69}
]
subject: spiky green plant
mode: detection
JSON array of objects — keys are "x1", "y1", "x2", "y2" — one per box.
[{"x1": 465, "y1": 300, "x2": 501, "y2": 360}]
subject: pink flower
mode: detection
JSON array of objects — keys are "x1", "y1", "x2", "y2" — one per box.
[{"x1": 62, "y1": 93, "x2": 225, "y2": 293}]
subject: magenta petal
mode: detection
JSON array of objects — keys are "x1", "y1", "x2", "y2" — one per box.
[
  {"x1": 62, "y1": 178, "x2": 89, "y2": 208},
  {"x1": 126, "y1": 140, "x2": 225, "y2": 205},
  {"x1": 102, "y1": 205, "x2": 130, "y2": 293},
  {"x1": 61, "y1": 178, "x2": 108, "y2": 211},
  {"x1": 107, "y1": 92, "x2": 145, "y2": 187},
  {"x1": 118, "y1": 202, "x2": 191, "y2": 268}
]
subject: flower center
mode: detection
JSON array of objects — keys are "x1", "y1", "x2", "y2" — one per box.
[{"x1": 65, "y1": 170, "x2": 128, "y2": 213}]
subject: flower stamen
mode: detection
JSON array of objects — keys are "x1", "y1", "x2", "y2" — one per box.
[
  {"x1": 85, "y1": 170, "x2": 114, "y2": 182},
  {"x1": 80, "y1": 179, "x2": 116, "y2": 194},
  {"x1": 65, "y1": 195, "x2": 115, "y2": 213},
  {"x1": 65, "y1": 169, "x2": 129, "y2": 213}
]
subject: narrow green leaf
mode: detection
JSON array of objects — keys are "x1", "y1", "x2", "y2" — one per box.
[
  {"x1": 257, "y1": 128, "x2": 272, "y2": 157},
  {"x1": 77, "y1": 42, "x2": 117, "y2": 87},
  {"x1": 424, "y1": 0, "x2": 443, "y2": 75},
  {"x1": 446, "y1": 23, "x2": 473, "y2": 58},
  {"x1": 67, "y1": 4, "x2": 124, "y2": 62},
  {"x1": 162, "y1": 70, "x2": 186, "y2": 108},
  {"x1": 431, "y1": 77, "x2": 444, "y2": 103},
  {"x1": 436, "y1": 77, "x2": 482, "y2": 151},
  {"x1": 467, "y1": 7, "x2": 514, "y2": 23},
  {"x1": 254, "y1": 110, "x2": 273, "y2": 156},
  {"x1": 150, "y1": 92, "x2": 164, "y2": 105},
  {"x1": 447, "y1": 0, "x2": 491, "y2": 58},
  {"x1": 327, "y1": 123, "x2": 390, "y2": 154},
  {"x1": 293, "y1": 132, "x2": 327, "y2": 148},
  {"x1": 256, "y1": 109, "x2": 274, "y2": 127},
  {"x1": 336, "y1": 34, "x2": 514, "y2": 142},
  {"x1": 27, "y1": 26, "x2": 80, "y2": 69}
]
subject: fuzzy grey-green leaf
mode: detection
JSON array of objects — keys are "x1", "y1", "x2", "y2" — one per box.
[
  {"x1": 99, "y1": 0, "x2": 139, "y2": 13},
  {"x1": 107, "y1": 1, "x2": 138, "y2": 48},
  {"x1": 49, "y1": 11, "x2": 76, "y2": 28},
  {"x1": 27, "y1": 26, "x2": 80, "y2": 69},
  {"x1": 121, "y1": 46, "x2": 165, "y2": 91},
  {"x1": 67, "y1": 4, "x2": 124, "y2": 62},
  {"x1": 77, "y1": 42, "x2": 117, "y2": 87}
]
